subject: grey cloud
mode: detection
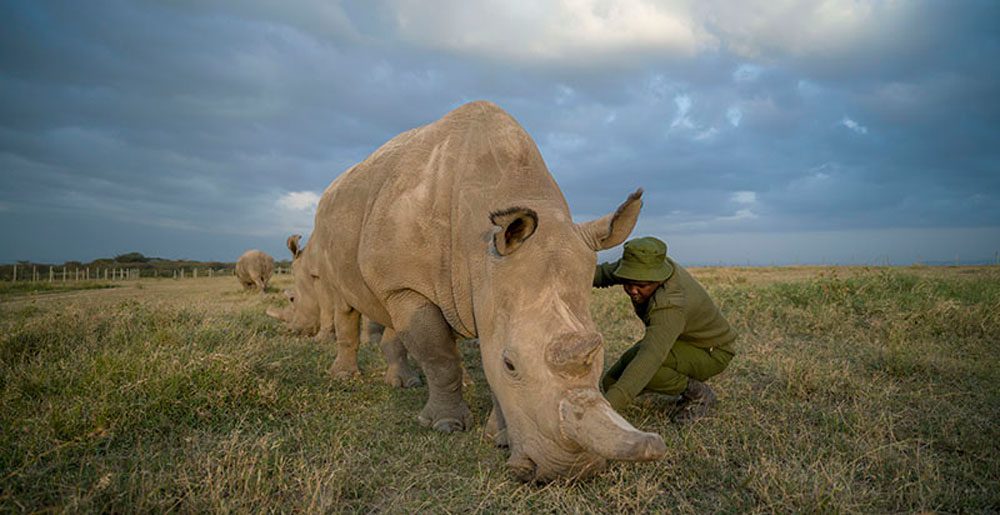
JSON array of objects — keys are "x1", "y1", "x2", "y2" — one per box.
[{"x1": 1, "y1": 1, "x2": 997, "y2": 265}]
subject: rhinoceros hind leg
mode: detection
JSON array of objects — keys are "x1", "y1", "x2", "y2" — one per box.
[
  {"x1": 393, "y1": 298, "x2": 471, "y2": 432},
  {"x1": 380, "y1": 327, "x2": 422, "y2": 388}
]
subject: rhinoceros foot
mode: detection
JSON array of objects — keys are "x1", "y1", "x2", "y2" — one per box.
[
  {"x1": 417, "y1": 403, "x2": 472, "y2": 433},
  {"x1": 384, "y1": 365, "x2": 422, "y2": 388},
  {"x1": 329, "y1": 357, "x2": 360, "y2": 380}
]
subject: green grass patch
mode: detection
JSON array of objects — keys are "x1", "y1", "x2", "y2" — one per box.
[
  {"x1": 0, "y1": 281, "x2": 118, "y2": 298},
  {"x1": 1, "y1": 267, "x2": 998, "y2": 512}
]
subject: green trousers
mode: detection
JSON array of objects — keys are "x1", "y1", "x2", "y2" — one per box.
[{"x1": 602, "y1": 340, "x2": 734, "y2": 396}]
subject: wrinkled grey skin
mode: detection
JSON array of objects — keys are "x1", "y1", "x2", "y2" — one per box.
[
  {"x1": 235, "y1": 249, "x2": 274, "y2": 294},
  {"x1": 266, "y1": 235, "x2": 421, "y2": 388},
  {"x1": 306, "y1": 101, "x2": 665, "y2": 482}
]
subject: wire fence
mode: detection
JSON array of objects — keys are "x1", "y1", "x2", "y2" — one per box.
[{"x1": 3, "y1": 265, "x2": 290, "y2": 283}]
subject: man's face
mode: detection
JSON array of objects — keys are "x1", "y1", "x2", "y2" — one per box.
[{"x1": 622, "y1": 280, "x2": 661, "y2": 305}]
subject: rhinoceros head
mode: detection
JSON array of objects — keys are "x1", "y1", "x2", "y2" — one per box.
[
  {"x1": 266, "y1": 234, "x2": 321, "y2": 335},
  {"x1": 478, "y1": 188, "x2": 665, "y2": 482}
]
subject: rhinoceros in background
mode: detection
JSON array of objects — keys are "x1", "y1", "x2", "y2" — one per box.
[
  {"x1": 266, "y1": 234, "x2": 421, "y2": 388},
  {"x1": 266, "y1": 236, "x2": 320, "y2": 335},
  {"x1": 308, "y1": 100, "x2": 665, "y2": 481},
  {"x1": 235, "y1": 249, "x2": 274, "y2": 294}
]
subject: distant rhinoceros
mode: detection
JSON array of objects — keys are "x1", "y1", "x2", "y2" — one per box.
[
  {"x1": 307, "y1": 101, "x2": 665, "y2": 481},
  {"x1": 266, "y1": 234, "x2": 421, "y2": 388},
  {"x1": 235, "y1": 249, "x2": 274, "y2": 294}
]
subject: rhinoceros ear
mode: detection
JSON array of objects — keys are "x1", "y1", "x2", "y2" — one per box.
[
  {"x1": 575, "y1": 188, "x2": 643, "y2": 251},
  {"x1": 490, "y1": 207, "x2": 538, "y2": 256},
  {"x1": 287, "y1": 234, "x2": 303, "y2": 259}
]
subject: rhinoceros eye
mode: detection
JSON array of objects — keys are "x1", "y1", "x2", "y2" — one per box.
[{"x1": 503, "y1": 356, "x2": 516, "y2": 373}]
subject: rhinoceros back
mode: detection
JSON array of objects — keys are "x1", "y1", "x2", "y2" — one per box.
[{"x1": 312, "y1": 101, "x2": 568, "y2": 336}]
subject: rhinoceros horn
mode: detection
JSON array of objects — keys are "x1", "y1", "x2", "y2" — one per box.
[
  {"x1": 266, "y1": 306, "x2": 289, "y2": 322},
  {"x1": 559, "y1": 388, "x2": 666, "y2": 461},
  {"x1": 546, "y1": 332, "x2": 602, "y2": 377}
]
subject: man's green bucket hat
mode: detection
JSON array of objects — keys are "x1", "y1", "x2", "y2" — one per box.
[{"x1": 613, "y1": 237, "x2": 674, "y2": 282}]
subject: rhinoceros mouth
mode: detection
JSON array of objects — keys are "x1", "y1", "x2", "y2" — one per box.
[{"x1": 508, "y1": 447, "x2": 607, "y2": 483}]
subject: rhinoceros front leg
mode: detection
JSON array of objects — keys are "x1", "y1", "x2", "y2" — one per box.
[
  {"x1": 391, "y1": 297, "x2": 471, "y2": 433},
  {"x1": 377, "y1": 326, "x2": 422, "y2": 388},
  {"x1": 314, "y1": 289, "x2": 337, "y2": 343},
  {"x1": 329, "y1": 304, "x2": 361, "y2": 379}
]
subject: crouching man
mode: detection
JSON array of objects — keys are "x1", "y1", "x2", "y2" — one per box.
[{"x1": 595, "y1": 237, "x2": 736, "y2": 423}]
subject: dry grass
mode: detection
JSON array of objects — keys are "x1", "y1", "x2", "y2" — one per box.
[{"x1": 1, "y1": 267, "x2": 998, "y2": 512}]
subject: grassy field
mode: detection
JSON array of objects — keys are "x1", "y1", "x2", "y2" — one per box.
[
  {"x1": 1, "y1": 267, "x2": 998, "y2": 512},
  {"x1": 0, "y1": 281, "x2": 118, "y2": 297}
]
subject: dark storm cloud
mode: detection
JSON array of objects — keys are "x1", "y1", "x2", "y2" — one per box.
[{"x1": 1, "y1": 0, "x2": 998, "y2": 264}]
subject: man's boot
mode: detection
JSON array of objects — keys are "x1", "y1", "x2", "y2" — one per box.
[
  {"x1": 635, "y1": 392, "x2": 682, "y2": 411},
  {"x1": 672, "y1": 378, "x2": 717, "y2": 423}
]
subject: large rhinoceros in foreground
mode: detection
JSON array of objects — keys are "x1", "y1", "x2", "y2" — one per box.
[
  {"x1": 309, "y1": 101, "x2": 665, "y2": 481},
  {"x1": 235, "y1": 249, "x2": 274, "y2": 293}
]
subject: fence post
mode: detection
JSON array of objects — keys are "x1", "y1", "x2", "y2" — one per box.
[
  {"x1": 62, "y1": 267, "x2": 67, "y2": 282},
  {"x1": 49, "y1": 266, "x2": 54, "y2": 283},
  {"x1": 194, "y1": 268, "x2": 198, "y2": 279},
  {"x1": 12, "y1": 264, "x2": 16, "y2": 283}
]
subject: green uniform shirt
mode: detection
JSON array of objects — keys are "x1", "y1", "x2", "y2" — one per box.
[{"x1": 594, "y1": 258, "x2": 737, "y2": 410}]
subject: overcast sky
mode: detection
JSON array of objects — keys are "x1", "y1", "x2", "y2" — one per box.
[{"x1": 2, "y1": 1, "x2": 998, "y2": 265}]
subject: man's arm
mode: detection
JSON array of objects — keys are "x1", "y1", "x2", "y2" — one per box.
[
  {"x1": 593, "y1": 260, "x2": 621, "y2": 288},
  {"x1": 604, "y1": 305, "x2": 685, "y2": 411}
]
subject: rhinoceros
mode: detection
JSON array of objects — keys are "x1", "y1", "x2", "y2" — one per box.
[
  {"x1": 235, "y1": 249, "x2": 274, "y2": 293},
  {"x1": 266, "y1": 234, "x2": 422, "y2": 388},
  {"x1": 307, "y1": 101, "x2": 665, "y2": 481},
  {"x1": 266, "y1": 236, "x2": 320, "y2": 335}
]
